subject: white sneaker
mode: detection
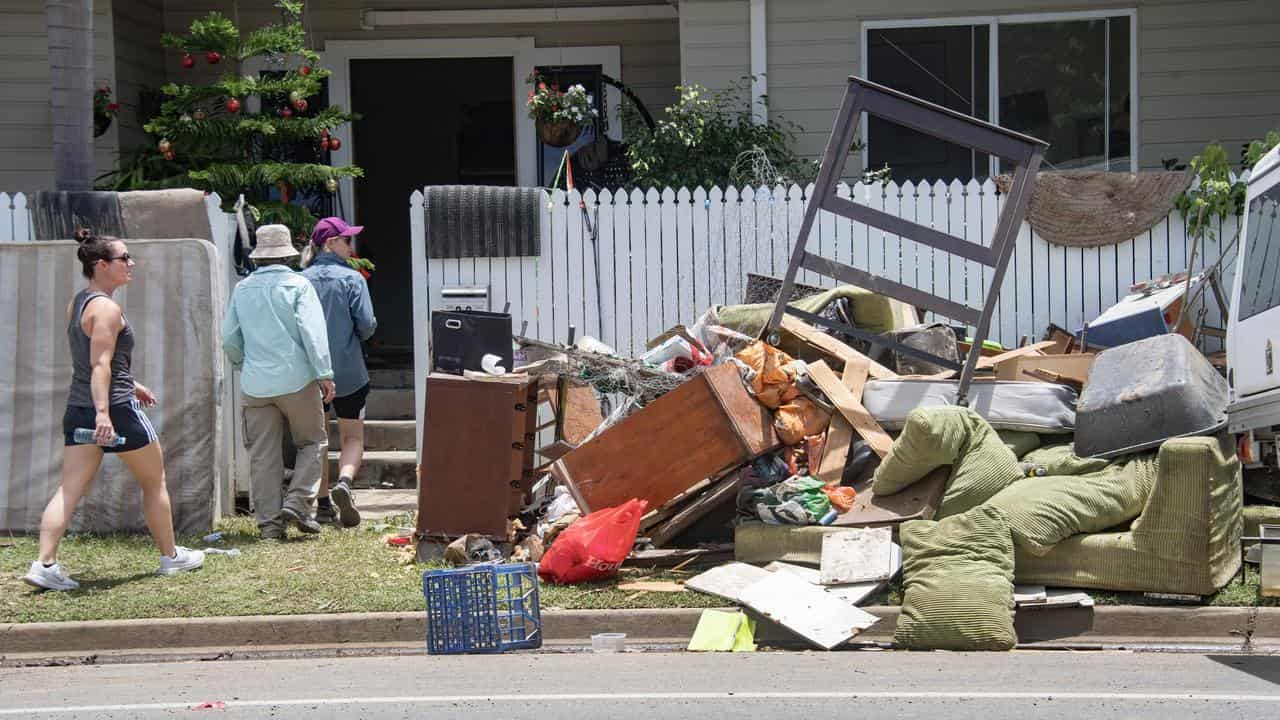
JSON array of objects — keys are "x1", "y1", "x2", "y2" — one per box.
[
  {"x1": 157, "y1": 546, "x2": 205, "y2": 576},
  {"x1": 23, "y1": 561, "x2": 80, "y2": 591}
]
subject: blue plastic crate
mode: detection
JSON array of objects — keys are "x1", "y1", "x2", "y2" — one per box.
[{"x1": 423, "y1": 562, "x2": 542, "y2": 655}]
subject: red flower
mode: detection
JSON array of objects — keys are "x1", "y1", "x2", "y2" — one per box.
[
  {"x1": 538, "y1": 83, "x2": 546, "y2": 90},
  {"x1": 107, "y1": 102, "x2": 120, "y2": 112}
]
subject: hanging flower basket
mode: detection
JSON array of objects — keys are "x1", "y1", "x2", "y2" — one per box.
[
  {"x1": 537, "y1": 118, "x2": 583, "y2": 148},
  {"x1": 93, "y1": 114, "x2": 114, "y2": 138},
  {"x1": 93, "y1": 85, "x2": 119, "y2": 138},
  {"x1": 527, "y1": 72, "x2": 597, "y2": 148}
]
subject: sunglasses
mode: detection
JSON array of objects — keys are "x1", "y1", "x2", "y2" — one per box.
[{"x1": 104, "y1": 253, "x2": 132, "y2": 263}]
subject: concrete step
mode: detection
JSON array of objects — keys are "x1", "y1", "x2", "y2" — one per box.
[
  {"x1": 346, "y1": 488, "x2": 417, "y2": 522},
  {"x1": 330, "y1": 450, "x2": 416, "y2": 489},
  {"x1": 364, "y1": 387, "x2": 415, "y2": 420},
  {"x1": 328, "y1": 419, "x2": 416, "y2": 452},
  {"x1": 368, "y1": 367, "x2": 415, "y2": 388}
]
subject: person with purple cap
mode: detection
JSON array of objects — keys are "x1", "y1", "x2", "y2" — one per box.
[{"x1": 302, "y1": 217, "x2": 377, "y2": 527}]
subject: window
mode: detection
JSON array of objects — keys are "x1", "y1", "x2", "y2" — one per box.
[
  {"x1": 865, "y1": 11, "x2": 1135, "y2": 182},
  {"x1": 1238, "y1": 185, "x2": 1280, "y2": 322}
]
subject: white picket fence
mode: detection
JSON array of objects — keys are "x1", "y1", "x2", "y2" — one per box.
[{"x1": 410, "y1": 180, "x2": 1239, "y2": 361}]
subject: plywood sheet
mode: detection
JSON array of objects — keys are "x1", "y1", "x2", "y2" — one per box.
[
  {"x1": 833, "y1": 467, "x2": 947, "y2": 527},
  {"x1": 765, "y1": 562, "x2": 883, "y2": 606},
  {"x1": 686, "y1": 562, "x2": 773, "y2": 603},
  {"x1": 739, "y1": 571, "x2": 879, "y2": 650},
  {"x1": 818, "y1": 527, "x2": 899, "y2": 585}
]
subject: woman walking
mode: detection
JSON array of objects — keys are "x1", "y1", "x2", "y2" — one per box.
[
  {"x1": 302, "y1": 217, "x2": 377, "y2": 527},
  {"x1": 24, "y1": 231, "x2": 204, "y2": 591}
]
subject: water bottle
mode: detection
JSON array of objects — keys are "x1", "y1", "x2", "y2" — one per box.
[{"x1": 72, "y1": 428, "x2": 126, "y2": 447}]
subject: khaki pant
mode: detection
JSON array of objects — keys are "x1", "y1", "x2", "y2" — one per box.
[{"x1": 243, "y1": 382, "x2": 328, "y2": 532}]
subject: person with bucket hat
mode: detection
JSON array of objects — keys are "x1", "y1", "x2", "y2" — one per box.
[
  {"x1": 222, "y1": 224, "x2": 335, "y2": 538},
  {"x1": 302, "y1": 217, "x2": 377, "y2": 527}
]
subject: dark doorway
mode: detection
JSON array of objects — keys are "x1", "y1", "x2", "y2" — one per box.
[{"x1": 349, "y1": 57, "x2": 515, "y2": 366}]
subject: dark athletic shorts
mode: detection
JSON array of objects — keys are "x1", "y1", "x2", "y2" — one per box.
[
  {"x1": 324, "y1": 382, "x2": 370, "y2": 420},
  {"x1": 63, "y1": 399, "x2": 158, "y2": 453}
]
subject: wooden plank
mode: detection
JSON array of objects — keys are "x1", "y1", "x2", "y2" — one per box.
[
  {"x1": 834, "y1": 466, "x2": 947, "y2": 527},
  {"x1": 815, "y1": 355, "x2": 867, "y2": 486},
  {"x1": 976, "y1": 340, "x2": 1057, "y2": 370},
  {"x1": 625, "y1": 544, "x2": 734, "y2": 569},
  {"x1": 616, "y1": 580, "x2": 685, "y2": 593},
  {"x1": 807, "y1": 360, "x2": 893, "y2": 458},
  {"x1": 995, "y1": 354, "x2": 1096, "y2": 385},
  {"x1": 648, "y1": 472, "x2": 741, "y2": 547},
  {"x1": 818, "y1": 527, "x2": 899, "y2": 585},
  {"x1": 779, "y1": 314, "x2": 897, "y2": 380},
  {"x1": 685, "y1": 561, "x2": 773, "y2": 603},
  {"x1": 738, "y1": 571, "x2": 879, "y2": 650},
  {"x1": 639, "y1": 478, "x2": 714, "y2": 531}
]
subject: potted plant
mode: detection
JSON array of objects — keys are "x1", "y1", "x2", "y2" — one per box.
[
  {"x1": 94, "y1": 85, "x2": 120, "y2": 137},
  {"x1": 526, "y1": 72, "x2": 598, "y2": 147}
]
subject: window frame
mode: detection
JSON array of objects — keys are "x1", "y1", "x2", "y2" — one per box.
[{"x1": 861, "y1": 9, "x2": 1138, "y2": 178}]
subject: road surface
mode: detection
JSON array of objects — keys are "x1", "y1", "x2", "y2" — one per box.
[{"x1": 2, "y1": 649, "x2": 1278, "y2": 718}]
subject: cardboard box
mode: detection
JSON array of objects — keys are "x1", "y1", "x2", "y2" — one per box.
[{"x1": 995, "y1": 354, "x2": 1096, "y2": 385}]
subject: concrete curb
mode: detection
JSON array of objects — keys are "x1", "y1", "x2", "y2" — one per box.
[{"x1": 2, "y1": 606, "x2": 1277, "y2": 660}]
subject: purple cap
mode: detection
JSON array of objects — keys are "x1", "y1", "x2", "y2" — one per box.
[{"x1": 311, "y1": 217, "x2": 364, "y2": 246}]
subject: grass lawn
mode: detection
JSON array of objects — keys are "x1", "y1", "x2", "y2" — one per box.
[
  {"x1": 0, "y1": 514, "x2": 724, "y2": 624},
  {"x1": 1, "y1": 514, "x2": 1273, "y2": 624}
]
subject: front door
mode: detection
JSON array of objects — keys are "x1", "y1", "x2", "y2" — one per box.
[{"x1": 349, "y1": 57, "x2": 516, "y2": 366}]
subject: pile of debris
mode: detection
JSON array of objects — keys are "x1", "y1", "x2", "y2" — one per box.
[{"x1": 416, "y1": 268, "x2": 1245, "y2": 651}]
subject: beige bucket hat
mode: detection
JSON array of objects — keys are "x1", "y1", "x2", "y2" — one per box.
[{"x1": 250, "y1": 224, "x2": 299, "y2": 260}]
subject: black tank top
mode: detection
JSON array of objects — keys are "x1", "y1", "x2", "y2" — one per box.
[{"x1": 67, "y1": 289, "x2": 136, "y2": 407}]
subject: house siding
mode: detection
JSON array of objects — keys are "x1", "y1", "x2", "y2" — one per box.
[
  {"x1": 0, "y1": 0, "x2": 119, "y2": 192},
  {"x1": 682, "y1": 0, "x2": 1280, "y2": 173},
  {"x1": 112, "y1": 0, "x2": 166, "y2": 155}
]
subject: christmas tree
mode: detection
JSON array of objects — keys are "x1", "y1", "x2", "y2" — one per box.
[{"x1": 142, "y1": 0, "x2": 361, "y2": 240}]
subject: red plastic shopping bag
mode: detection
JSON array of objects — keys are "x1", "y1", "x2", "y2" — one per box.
[{"x1": 537, "y1": 499, "x2": 648, "y2": 584}]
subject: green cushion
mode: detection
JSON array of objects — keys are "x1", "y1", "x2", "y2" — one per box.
[
  {"x1": 872, "y1": 406, "x2": 1022, "y2": 517},
  {"x1": 715, "y1": 285, "x2": 902, "y2": 339},
  {"x1": 997, "y1": 430, "x2": 1042, "y2": 459},
  {"x1": 987, "y1": 454, "x2": 1158, "y2": 556},
  {"x1": 895, "y1": 506, "x2": 1017, "y2": 651},
  {"x1": 1019, "y1": 442, "x2": 1111, "y2": 476}
]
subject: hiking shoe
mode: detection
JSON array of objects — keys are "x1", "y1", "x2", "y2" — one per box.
[
  {"x1": 281, "y1": 506, "x2": 322, "y2": 534},
  {"x1": 157, "y1": 547, "x2": 205, "y2": 576},
  {"x1": 315, "y1": 502, "x2": 338, "y2": 525},
  {"x1": 330, "y1": 482, "x2": 361, "y2": 528},
  {"x1": 23, "y1": 561, "x2": 79, "y2": 592}
]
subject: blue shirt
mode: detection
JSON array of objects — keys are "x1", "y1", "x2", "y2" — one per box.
[
  {"x1": 302, "y1": 252, "x2": 378, "y2": 397},
  {"x1": 222, "y1": 264, "x2": 334, "y2": 399}
]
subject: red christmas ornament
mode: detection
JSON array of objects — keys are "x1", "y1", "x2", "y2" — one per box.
[
  {"x1": 163, "y1": 150, "x2": 176, "y2": 161},
  {"x1": 225, "y1": 97, "x2": 241, "y2": 114},
  {"x1": 279, "y1": 106, "x2": 293, "y2": 118},
  {"x1": 157, "y1": 139, "x2": 171, "y2": 153},
  {"x1": 182, "y1": 54, "x2": 195, "y2": 69},
  {"x1": 321, "y1": 129, "x2": 329, "y2": 139},
  {"x1": 299, "y1": 65, "x2": 312, "y2": 76},
  {"x1": 206, "y1": 51, "x2": 222, "y2": 65},
  {"x1": 293, "y1": 98, "x2": 308, "y2": 113},
  {"x1": 328, "y1": 137, "x2": 341, "y2": 151}
]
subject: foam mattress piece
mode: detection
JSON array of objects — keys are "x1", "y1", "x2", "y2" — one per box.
[
  {"x1": 861, "y1": 379, "x2": 1077, "y2": 434},
  {"x1": 0, "y1": 239, "x2": 222, "y2": 534}
]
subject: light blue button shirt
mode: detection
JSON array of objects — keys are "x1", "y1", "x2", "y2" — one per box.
[{"x1": 222, "y1": 264, "x2": 334, "y2": 398}]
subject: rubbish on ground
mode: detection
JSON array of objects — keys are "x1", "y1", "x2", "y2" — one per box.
[
  {"x1": 591, "y1": 632, "x2": 627, "y2": 653},
  {"x1": 623, "y1": 544, "x2": 734, "y2": 568},
  {"x1": 738, "y1": 570, "x2": 878, "y2": 650},
  {"x1": 444, "y1": 534, "x2": 504, "y2": 566},
  {"x1": 202, "y1": 532, "x2": 223, "y2": 543},
  {"x1": 542, "y1": 486, "x2": 580, "y2": 524},
  {"x1": 1074, "y1": 333, "x2": 1228, "y2": 458},
  {"x1": 1263, "y1": 524, "x2": 1280, "y2": 598},
  {"x1": 861, "y1": 378, "x2": 1077, "y2": 434},
  {"x1": 807, "y1": 359, "x2": 893, "y2": 457},
  {"x1": 1083, "y1": 272, "x2": 1202, "y2": 348},
  {"x1": 551, "y1": 364, "x2": 777, "y2": 514},
  {"x1": 424, "y1": 562, "x2": 542, "y2": 655},
  {"x1": 684, "y1": 562, "x2": 772, "y2": 603},
  {"x1": 648, "y1": 472, "x2": 741, "y2": 547},
  {"x1": 386, "y1": 535, "x2": 412, "y2": 547},
  {"x1": 418, "y1": 373, "x2": 538, "y2": 539},
  {"x1": 778, "y1": 315, "x2": 897, "y2": 380},
  {"x1": 816, "y1": 355, "x2": 870, "y2": 486},
  {"x1": 192, "y1": 702, "x2": 227, "y2": 710},
  {"x1": 512, "y1": 535, "x2": 544, "y2": 563},
  {"x1": 538, "y1": 499, "x2": 647, "y2": 584},
  {"x1": 818, "y1": 527, "x2": 900, "y2": 585},
  {"x1": 889, "y1": 322, "x2": 960, "y2": 375},
  {"x1": 1142, "y1": 592, "x2": 1202, "y2": 604},
  {"x1": 820, "y1": 485, "x2": 857, "y2": 513},
  {"x1": 1031, "y1": 589, "x2": 1095, "y2": 609},
  {"x1": 743, "y1": 474, "x2": 833, "y2": 525},
  {"x1": 1013, "y1": 584, "x2": 1047, "y2": 605},
  {"x1": 688, "y1": 609, "x2": 756, "y2": 652},
  {"x1": 616, "y1": 580, "x2": 685, "y2": 593},
  {"x1": 431, "y1": 308, "x2": 514, "y2": 376},
  {"x1": 201, "y1": 547, "x2": 241, "y2": 556},
  {"x1": 995, "y1": 353, "x2": 1095, "y2": 386},
  {"x1": 765, "y1": 561, "x2": 885, "y2": 606}
]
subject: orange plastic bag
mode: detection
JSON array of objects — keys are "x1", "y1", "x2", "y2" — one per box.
[
  {"x1": 735, "y1": 341, "x2": 800, "y2": 409},
  {"x1": 821, "y1": 485, "x2": 857, "y2": 514},
  {"x1": 537, "y1": 499, "x2": 649, "y2": 584}
]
